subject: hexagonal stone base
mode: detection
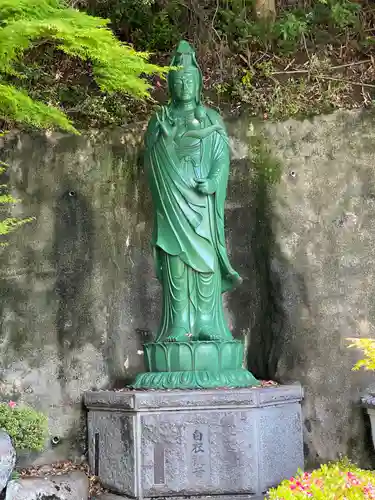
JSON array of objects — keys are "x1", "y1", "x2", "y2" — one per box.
[{"x1": 84, "y1": 384, "x2": 304, "y2": 499}]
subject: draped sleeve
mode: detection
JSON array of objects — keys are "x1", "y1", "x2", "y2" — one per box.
[{"x1": 144, "y1": 108, "x2": 241, "y2": 292}]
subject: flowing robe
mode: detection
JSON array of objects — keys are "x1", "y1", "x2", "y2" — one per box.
[{"x1": 144, "y1": 107, "x2": 241, "y2": 340}]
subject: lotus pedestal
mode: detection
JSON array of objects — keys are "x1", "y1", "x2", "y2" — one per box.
[{"x1": 133, "y1": 340, "x2": 259, "y2": 390}]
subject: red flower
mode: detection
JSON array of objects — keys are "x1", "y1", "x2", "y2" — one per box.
[{"x1": 8, "y1": 401, "x2": 16, "y2": 408}]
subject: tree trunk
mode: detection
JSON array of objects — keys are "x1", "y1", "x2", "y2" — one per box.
[{"x1": 255, "y1": 0, "x2": 276, "y2": 20}]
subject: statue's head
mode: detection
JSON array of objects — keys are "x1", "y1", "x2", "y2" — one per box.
[{"x1": 168, "y1": 40, "x2": 203, "y2": 106}]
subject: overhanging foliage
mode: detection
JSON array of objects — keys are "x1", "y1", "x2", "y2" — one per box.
[{"x1": 0, "y1": 0, "x2": 167, "y2": 133}]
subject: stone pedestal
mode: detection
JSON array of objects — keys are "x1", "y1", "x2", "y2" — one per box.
[
  {"x1": 133, "y1": 340, "x2": 259, "y2": 390},
  {"x1": 84, "y1": 384, "x2": 304, "y2": 499}
]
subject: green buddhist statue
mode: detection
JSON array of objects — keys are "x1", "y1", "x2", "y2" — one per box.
[{"x1": 133, "y1": 40, "x2": 259, "y2": 390}]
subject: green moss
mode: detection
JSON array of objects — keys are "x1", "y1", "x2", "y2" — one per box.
[{"x1": 248, "y1": 125, "x2": 282, "y2": 185}]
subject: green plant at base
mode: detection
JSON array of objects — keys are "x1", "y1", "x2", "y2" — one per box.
[
  {"x1": 347, "y1": 337, "x2": 375, "y2": 372},
  {"x1": 0, "y1": 0, "x2": 167, "y2": 133},
  {"x1": 0, "y1": 402, "x2": 48, "y2": 451},
  {"x1": 268, "y1": 459, "x2": 375, "y2": 499}
]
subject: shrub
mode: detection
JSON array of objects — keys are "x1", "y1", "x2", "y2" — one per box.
[
  {"x1": 0, "y1": 401, "x2": 48, "y2": 451},
  {"x1": 268, "y1": 461, "x2": 375, "y2": 499},
  {"x1": 347, "y1": 338, "x2": 375, "y2": 372},
  {"x1": 80, "y1": 0, "x2": 182, "y2": 52}
]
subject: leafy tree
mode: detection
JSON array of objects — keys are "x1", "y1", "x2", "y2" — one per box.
[{"x1": 0, "y1": 0, "x2": 167, "y2": 134}]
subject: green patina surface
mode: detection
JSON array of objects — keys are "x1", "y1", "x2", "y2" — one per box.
[{"x1": 133, "y1": 40, "x2": 259, "y2": 390}]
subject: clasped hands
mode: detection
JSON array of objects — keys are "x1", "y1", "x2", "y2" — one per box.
[{"x1": 194, "y1": 177, "x2": 217, "y2": 195}]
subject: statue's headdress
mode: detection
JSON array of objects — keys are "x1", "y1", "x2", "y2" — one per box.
[{"x1": 168, "y1": 40, "x2": 203, "y2": 105}]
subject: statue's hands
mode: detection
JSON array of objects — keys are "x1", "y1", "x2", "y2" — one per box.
[
  {"x1": 195, "y1": 178, "x2": 217, "y2": 195},
  {"x1": 156, "y1": 107, "x2": 176, "y2": 139}
]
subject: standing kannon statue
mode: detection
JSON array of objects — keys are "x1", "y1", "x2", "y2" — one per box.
[
  {"x1": 145, "y1": 40, "x2": 241, "y2": 342},
  {"x1": 134, "y1": 40, "x2": 258, "y2": 389}
]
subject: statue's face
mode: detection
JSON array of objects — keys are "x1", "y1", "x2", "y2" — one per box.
[{"x1": 171, "y1": 70, "x2": 198, "y2": 103}]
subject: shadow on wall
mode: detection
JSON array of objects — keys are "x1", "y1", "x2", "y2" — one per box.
[
  {"x1": 226, "y1": 154, "x2": 318, "y2": 384},
  {"x1": 54, "y1": 184, "x2": 94, "y2": 390},
  {"x1": 246, "y1": 171, "x2": 285, "y2": 381},
  {"x1": 226, "y1": 158, "x2": 290, "y2": 382}
]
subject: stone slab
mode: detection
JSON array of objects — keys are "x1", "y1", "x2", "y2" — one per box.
[
  {"x1": 85, "y1": 385, "x2": 303, "y2": 499},
  {"x1": 84, "y1": 383, "x2": 303, "y2": 411},
  {"x1": 6, "y1": 471, "x2": 89, "y2": 500}
]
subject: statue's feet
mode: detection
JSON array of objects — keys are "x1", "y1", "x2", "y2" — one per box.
[
  {"x1": 197, "y1": 326, "x2": 233, "y2": 342},
  {"x1": 164, "y1": 327, "x2": 191, "y2": 342},
  {"x1": 199, "y1": 331, "x2": 221, "y2": 341}
]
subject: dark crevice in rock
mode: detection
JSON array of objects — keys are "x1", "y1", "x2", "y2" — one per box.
[
  {"x1": 248, "y1": 178, "x2": 284, "y2": 381},
  {"x1": 358, "y1": 409, "x2": 375, "y2": 469},
  {"x1": 227, "y1": 152, "x2": 286, "y2": 381}
]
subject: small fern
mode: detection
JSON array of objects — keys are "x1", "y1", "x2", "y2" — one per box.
[{"x1": 0, "y1": 0, "x2": 167, "y2": 133}]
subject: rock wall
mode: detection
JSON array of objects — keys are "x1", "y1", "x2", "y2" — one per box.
[
  {"x1": 0, "y1": 110, "x2": 374, "y2": 468},
  {"x1": 0, "y1": 129, "x2": 156, "y2": 464},
  {"x1": 262, "y1": 111, "x2": 375, "y2": 468}
]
